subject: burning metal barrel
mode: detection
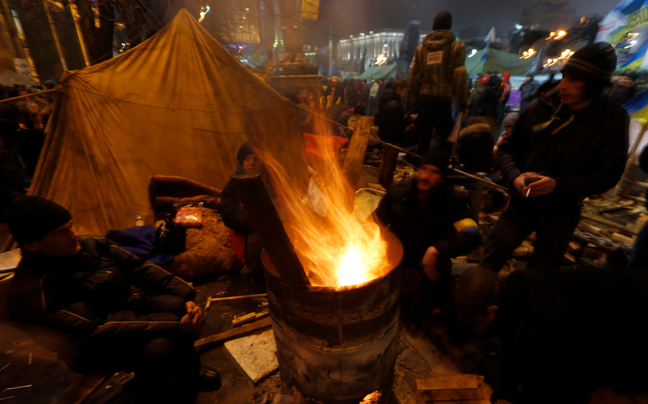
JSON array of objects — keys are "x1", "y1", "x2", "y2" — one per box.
[{"x1": 262, "y1": 231, "x2": 403, "y2": 404}]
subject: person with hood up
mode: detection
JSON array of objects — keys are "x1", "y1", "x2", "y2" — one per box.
[
  {"x1": 220, "y1": 141, "x2": 267, "y2": 292},
  {"x1": 408, "y1": 10, "x2": 468, "y2": 156}
]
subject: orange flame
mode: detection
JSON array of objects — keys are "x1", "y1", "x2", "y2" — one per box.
[{"x1": 256, "y1": 134, "x2": 390, "y2": 289}]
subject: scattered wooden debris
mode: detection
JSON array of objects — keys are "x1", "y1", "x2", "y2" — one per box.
[
  {"x1": 365, "y1": 183, "x2": 386, "y2": 192},
  {"x1": 232, "y1": 310, "x2": 269, "y2": 327},
  {"x1": 417, "y1": 374, "x2": 492, "y2": 403},
  {"x1": 512, "y1": 240, "x2": 533, "y2": 258},
  {"x1": 393, "y1": 166, "x2": 415, "y2": 183},
  {"x1": 204, "y1": 293, "x2": 267, "y2": 311},
  {"x1": 3, "y1": 384, "x2": 32, "y2": 393},
  {"x1": 195, "y1": 317, "x2": 271, "y2": 352}
]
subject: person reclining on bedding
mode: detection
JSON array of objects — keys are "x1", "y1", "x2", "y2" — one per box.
[{"x1": 6, "y1": 196, "x2": 222, "y2": 401}]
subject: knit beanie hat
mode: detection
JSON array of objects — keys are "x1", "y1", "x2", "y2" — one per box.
[
  {"x1": 561, "y1": 42, "x2": 616, "y2": 87},
  {"x1": 420, "y1": 147, "x2": 450, "y2": 170},
  {"x1": 433, "y1": 11, "x2": 452, "y2": 31},
  {"x1": 8, "y1": 196, "x2": 72, "y2": 246}
]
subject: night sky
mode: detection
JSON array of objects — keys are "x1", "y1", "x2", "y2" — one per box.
[{"x1": 301, "y1": 0, "x2": 621, "y2": 45}]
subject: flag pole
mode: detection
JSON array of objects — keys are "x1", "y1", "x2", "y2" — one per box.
[{"x1": 611, "y1": 119, "x2": 648, "y2": 196}]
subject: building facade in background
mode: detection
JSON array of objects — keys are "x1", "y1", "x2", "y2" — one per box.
[
  {"x1": 337, "y1": 28, "x2": 430, "y2": 74},
  {"x1": 0, "y1": 0, "x2": 86, "y2": 85},
  {"x1": 0, "y1": 0, "x2": 277, "y2": 84}
]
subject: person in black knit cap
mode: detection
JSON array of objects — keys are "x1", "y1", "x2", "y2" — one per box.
[
  {"x1": 375, "y1": 147, "x2": 481, "y2": 328},
  {"x1": 6, "y1": 196, "x2": 222, "y2": 401},
  {"x1": 481, "y1": 43, "x2": 629, "y2": 272}
]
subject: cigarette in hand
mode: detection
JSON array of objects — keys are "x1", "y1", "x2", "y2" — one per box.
[{"x1": 526, "y1": 188, "x2": 531, "y2": 198}]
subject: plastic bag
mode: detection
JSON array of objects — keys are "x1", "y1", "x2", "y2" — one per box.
[{"x1": 174, "y1": 202, "x2": 204, "y2": 227}]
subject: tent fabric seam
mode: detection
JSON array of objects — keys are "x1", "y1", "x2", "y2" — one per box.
[{"x1": 64, "y1": 83, "x2": 289, "y2": 113}]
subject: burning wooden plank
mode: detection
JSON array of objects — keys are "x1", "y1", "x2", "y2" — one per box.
[
  {"x1": 230, "y1": 174, "x2": 311, "y2": 285},
  {"x1": 341, "y1": 116, "x2": 373, "y2": 206}
]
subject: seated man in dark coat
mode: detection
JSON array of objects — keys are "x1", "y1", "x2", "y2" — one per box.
[
  {"x1": 375, "y1": 148, "x2": 481, "y2": 326},
  {"x1": 6, "y1": 196, "x2": 222, "y2": 400}
]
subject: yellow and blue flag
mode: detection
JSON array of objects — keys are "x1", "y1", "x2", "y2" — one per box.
[
  {"x1": 624, "y1": 88, "x2": 648, "y2": 124},
  {"x1": 619, "y1": 39, "x2": 648, "y2": 71}
]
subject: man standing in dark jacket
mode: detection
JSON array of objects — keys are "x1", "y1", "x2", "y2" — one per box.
[
  {"x1": 374, "y1": 79, "x2": 409, "y2": 145},
  {"x1": 408, "y1": 10, "x2": 468, "y2": 156},
  {"x1": 6, "y1": 196, "x2": 222, "y2": 399},
  {"x1": 455, "y1": 266, "x2": 648, "y2": 404},
  {"x1": 376, "y1": 148, "x2": 480, "y2": 325},
  {"x1": 481, "y1": 43, "x2": 629, "y2": 272}
]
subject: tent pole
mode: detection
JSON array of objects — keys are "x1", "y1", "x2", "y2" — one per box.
[{"x1": 0, "y1": 88, "x2": 58, "y2": 104}]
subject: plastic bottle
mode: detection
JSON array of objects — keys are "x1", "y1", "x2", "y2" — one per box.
[{"x1": 134, "y1": 212, "x2": 144, "y2": 226}]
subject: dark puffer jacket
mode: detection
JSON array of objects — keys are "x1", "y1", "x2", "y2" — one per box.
[
  {"x1": 498, "y1": 91, "x2": 629, "y2": 212},
  {"x1": 7, "y1": 236, "x2": 195, "y2": 348}
]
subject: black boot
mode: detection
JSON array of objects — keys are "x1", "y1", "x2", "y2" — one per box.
[{"x1": 196, "y1": 364, "x2": 222, "y2": 392}]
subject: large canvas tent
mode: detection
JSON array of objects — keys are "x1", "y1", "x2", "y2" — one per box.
[
  {"x1": 465, "y1": 48, "x2": 535, "y2": 76},
  {"x1": 30, "y1": 9, "x2": 307, "y2": 237}
]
